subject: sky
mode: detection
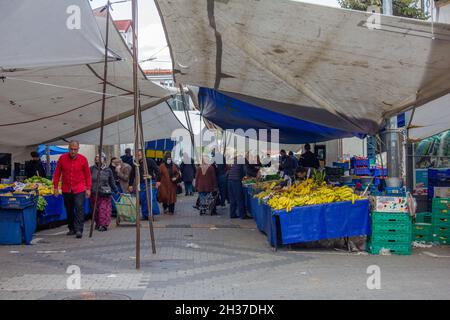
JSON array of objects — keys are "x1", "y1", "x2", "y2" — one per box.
[{"x1": 89, "y1": 0, "x2": 340, "y2": 70}]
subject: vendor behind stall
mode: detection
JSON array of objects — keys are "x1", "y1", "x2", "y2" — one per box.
[
  {"x1": 245, "y1": 152, "x2": 261, "y2": 178},
  {"x1": 279, "y1": 149, "x2": 295, "y2": 178},
  {"x1": 295, "y1": 167, "x2": 309, "y2": 181},
  {"x1": 299, "y1": 144, "x2": 320, "y2": 170},
  {"x1": 25, "y1": 151, "x2": 46, "y2": 178}
]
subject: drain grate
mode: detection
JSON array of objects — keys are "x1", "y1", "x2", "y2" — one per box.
[{"x1": 63, "y1": 292, "x2": 131, "y2": 300}]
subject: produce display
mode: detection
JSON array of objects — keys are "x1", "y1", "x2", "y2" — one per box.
[
  {"x1": 37, "y1": 196, "x2": 48, "y2": 211},
  {"x1": 256, "y1": 178, "x2": 365, "y2": 212},
  {"x1": 24, "y1": 176, "x2": 54, "y2": 196}
]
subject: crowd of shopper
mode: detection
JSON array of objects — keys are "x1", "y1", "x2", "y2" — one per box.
[{"x1": 51, "y1": 141, "x2": 320, "y2": 239}]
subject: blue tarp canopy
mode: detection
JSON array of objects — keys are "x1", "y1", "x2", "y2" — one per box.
[
  {"x1": 199, "y1": 88, "x2": 361, "y2": 144},
  {"x1": 145, "y1": 139, "x2": 176, "y2": 152},
  {"x1": 38, "y1": 145, "x2": 68, "y2": 158}
]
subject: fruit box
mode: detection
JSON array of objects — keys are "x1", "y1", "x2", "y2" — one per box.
[{"x1": 370, "y1": 196, "x2": 409, "y2": 213}]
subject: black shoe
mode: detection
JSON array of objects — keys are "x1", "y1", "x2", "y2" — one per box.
[
  {"x1": 66, "y1": 230, "x2": 76, "y2": 236},
  {"x1": 99, "y1": 226, "x2": 107, "y2": 232},
  {"x1": 241, "y1": 216, "x2": 252, "y2": 220},
  {"x1": 76, "y1": 232, "x2": 82, "y2": 239},
  {"x1": 230, "y1": 216, "x2": 239, "y2": 219},
  {"x1": 95, "y1": 225, "x2": 100, "y2": 230},
  {"x1": 193, "y1": 205, "x2": 199, "y2": 210}
]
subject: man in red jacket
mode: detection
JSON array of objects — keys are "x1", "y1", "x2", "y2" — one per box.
[{"x1": 53, "y1": 141, "x2": 91, "y2": 239}]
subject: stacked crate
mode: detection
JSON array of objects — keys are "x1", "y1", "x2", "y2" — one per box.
[
  {"x1": 369, "y1": 212, "x2": 412, "y2": 255},
  {"x1": 432, "y1": 198, "x2": 450, "y2": 245},
  {"x1": 412, "y1": 212, "x2": 433, "y2": 243},
  {"x1": 369, "y1": 196, "x2": 412, "y2": 255},
  {"x1": 350, "y1": 157, "x2": 370, "y2": 176}
]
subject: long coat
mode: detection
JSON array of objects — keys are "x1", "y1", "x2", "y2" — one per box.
[
  {"x1": 195, "y1": 165, "x2": 217, "y2": 193},
  {"x1": 158, "y1": 163, "x2": 180, "y2": 205},
  {"x1": 180, "y1": 161, "x2": 196, "y2": 183}
]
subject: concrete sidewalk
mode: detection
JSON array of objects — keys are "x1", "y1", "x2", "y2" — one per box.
[{"x1": 1, "y1": 194, "x2": 450, "y2": 300}]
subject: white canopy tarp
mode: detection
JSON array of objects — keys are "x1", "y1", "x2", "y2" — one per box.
[
  {"x1": 55, "y1": 101, "x2": 189, "y2": 145},
  {"x1": 0, "y1": 13, "x2": 171, "y2": 147},
  {"x1": 155, "y1": 0, "x2": 450, "y2": 135},
  {"x1": 0, "y1": 0, "x2": 120, "y2": 69},
  {"x1": 406, "y1": 93, "x2": 450, "y2": 141}
]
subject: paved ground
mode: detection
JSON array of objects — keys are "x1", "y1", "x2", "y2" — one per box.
[{"x1": 1, "y1": 194, "x2": 450, "y2": 300}]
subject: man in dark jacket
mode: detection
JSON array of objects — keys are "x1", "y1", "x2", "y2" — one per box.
[
  {"x1": 289, "y1": 151, "x2": 299, "y2": 170},
  {"x1": 129, "y1": 150, "x2": 161, "y2": 219},
  {"x1": 227, "y1": 156, "x2": 248, "y2": 219},
  {"x1": 299, "y1": 144, "x2": 320, "y2": 169},
  {"x1": 180, "y1": 153, "x2": 196, "y2": 196},
  {"x1": 25, "y1": 151, "x2": 46, "y2": 178},
  {"x1": 121, "y1": 148, "x2": 134, "y2": 167},
  {"x1": 279, "y1": 150, "x2": 295, "y2": 178},
  {"x1": 213, "y1": 151, "x2": 227, "y2": 206}
]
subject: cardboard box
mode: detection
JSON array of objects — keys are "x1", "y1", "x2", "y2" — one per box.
[
  {"x1": 434, "y1": 187, "x2": 450, "y2": 198},
  {"x1": 371, "y1": 196, "x2": 409, "y2": 213}
]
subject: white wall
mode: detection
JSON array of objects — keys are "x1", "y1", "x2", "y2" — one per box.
[{"x1": 343, "y1": 137, "x2": 366, "y2": 159}]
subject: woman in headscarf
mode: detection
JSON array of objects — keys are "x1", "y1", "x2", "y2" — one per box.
[
  {"x1": 158, "y1": 152, "x2": 181, "y2": 215},
  {"x1": 90, "y1": 153, "x2": 118, "y2": 231},
  {"x1": 195, "y1": 156, "x2": 218, "y2": 215}
]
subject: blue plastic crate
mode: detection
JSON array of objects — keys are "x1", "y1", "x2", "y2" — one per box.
[
  {"x1": 333, "y1": 162, "x2": 350, "y2": 170},
  {"x1": 351, "y1": 157, "x2": 370, "y2": 168},
  {"x1": 0, "y1": 205, "x2": 37, "y2": 245},
  {"x1": 428, "y1": 169, "x2": 450, "y2": 183},
  {"x1": 371, "y1": 168, "x2": 388, "y2": 177},
  {"x1": 385, "y1": 187, "x2": 407, "y2": 197},
  {"x1": 0, "y1": 194, "x2": 36, "y2": 209},
  {"x1": 352, "y1": 168, "x2": 371, "y2": 176}
]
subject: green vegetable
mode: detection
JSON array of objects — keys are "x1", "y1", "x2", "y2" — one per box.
[
  {"x1": 25, "y1": 176, "x2": 53, "y2": 187},
  {"x1": 37, "y1": 196, "x2": 48, "y2": 211}
]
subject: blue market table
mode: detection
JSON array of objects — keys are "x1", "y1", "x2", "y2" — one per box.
[
  {"x1": 39, "y1": 195, "x2": 91, "y2": 226},
  {"x1": 250, "y1": 196, "x2": 370, "y2": 248}
]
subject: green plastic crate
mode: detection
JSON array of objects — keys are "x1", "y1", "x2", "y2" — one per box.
[
  {"x1": 372, "y1": 222, "x2": 411, "y2": 234},
  {"x1": 412, "y1": 223, "x2": 433, "y2": 242},
  {"x1": 413, "y1": 222, "x2": 432, "y2": 233},
  {"x1": 368, "y1": 243, "x2": 412, "y2": 255},
  {"x1": 412, "y1": 233, "x2": 433, "y2": 242},
  {"x1": 432, "y1": 215, "x2": 450, "y2": 227},
  {"x1": 433, "y1": 233, "x2": 450, "y2": 245},
  {"x1": 371, "y1": 212, "x2": 411, "y2": 224},
  {"x1": 371, "y1": 233, "x2": 411, "y2": 244},
  {"x1": 433, "y1": 225, "x2": 450, "y2": 234},
  {"x1": 416, "y1": 212, "x2": 432, "y2": 224},
  {"x1": 432, "y1": 198, "x2": 450, "y2": 208},
  {"x1": 433, "y1": 207, "x2": 450, "y2": 215}
]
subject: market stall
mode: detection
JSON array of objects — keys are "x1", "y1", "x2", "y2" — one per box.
[{"x1": 245, "y1": 175, "x2": 370, "y2": 248}]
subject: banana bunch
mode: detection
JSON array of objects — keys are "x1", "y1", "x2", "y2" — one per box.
[
  {"x1": 38, "y1": 185, "x2": 53, "y2": 196},
  {"x1": 262, "y1": 179, "x2": 365, "y2": 212},
  {"x1": 0, "y1": 184, "x2": 12, "y2": 190}
]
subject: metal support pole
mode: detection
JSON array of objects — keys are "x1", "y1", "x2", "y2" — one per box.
[{"x1": 131, "y1": 0, "x2": 141, "y2": 270}]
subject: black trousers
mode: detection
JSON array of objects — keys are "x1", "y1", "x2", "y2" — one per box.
[
  {"x1": 63, "y1": 192, "x2": 86, "y2": 233},
  {"x1": 163, "y1": 203, "x2": 175, "y2": 213}
]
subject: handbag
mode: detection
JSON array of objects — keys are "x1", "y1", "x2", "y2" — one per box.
[
  {"x1": 99, "y1": 184, "x2": 112, "y2": 196},
  {"x1": 176, "y1": 184, "x2": 183, "y2": 194}
]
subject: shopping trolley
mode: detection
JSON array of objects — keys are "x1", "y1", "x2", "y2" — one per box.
[{"x1": 113, "y1": 193, "x2": 137, "y2": 226}]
